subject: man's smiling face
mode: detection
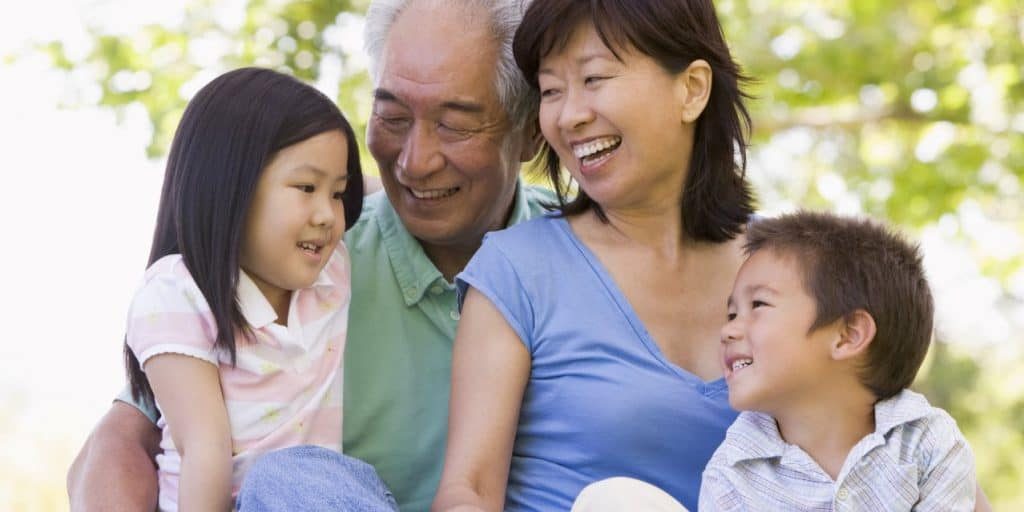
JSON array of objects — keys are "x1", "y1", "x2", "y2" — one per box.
[{"x1": 366, "y1": 2, "x2": 523, "y2": 252}]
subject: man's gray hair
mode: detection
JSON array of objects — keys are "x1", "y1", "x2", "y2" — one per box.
[{"x1": 364, "y1": 0, "x2": 538, "y2": 130}]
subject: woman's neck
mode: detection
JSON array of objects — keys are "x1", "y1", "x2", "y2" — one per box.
[{"x1": 586, "y1": 200, "x2": 687, "y2": 255}]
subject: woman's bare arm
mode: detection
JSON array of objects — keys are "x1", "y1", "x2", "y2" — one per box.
[{"x1": 431, "y1": 288, "x2": 532, "y2": 512}]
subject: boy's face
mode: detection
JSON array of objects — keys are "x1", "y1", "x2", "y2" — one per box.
[{"x1": 721, "y1": 249, "x2": 842, "y2": 414}]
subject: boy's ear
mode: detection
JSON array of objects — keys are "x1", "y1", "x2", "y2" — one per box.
[{"x1": 831, "y1": 309, "x2": 877, "y2": 361}]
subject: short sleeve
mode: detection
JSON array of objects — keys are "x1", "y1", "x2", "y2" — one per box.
[
  {"x1": 125, "y1": 264, "x2": 220, "y2": 368},
  {"x1": 115, "y1": 384, "x2": 160, "y2": 424},
  {"x1": 455, "y1": 234, "x2": 535, "y2": 352},
  {"x1": 913, "y1": 411, "x2": 976, "y2": 511}
]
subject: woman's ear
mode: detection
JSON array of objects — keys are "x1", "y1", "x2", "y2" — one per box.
[
  {"x1": 676, "y1": 59, "x2": 713, "y2": 123},
  {"x1": 831, "y1": 309, "x2": 877, "y2": 361}
]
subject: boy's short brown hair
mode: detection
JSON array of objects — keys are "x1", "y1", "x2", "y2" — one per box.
[{"x1": 744, "y1": 210, "x2": 934, "y2": 400}]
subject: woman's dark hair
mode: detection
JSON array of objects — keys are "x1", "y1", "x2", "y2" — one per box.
[
  {"x1": 126, "y1": 67, "x2": 363, "y2": 407},
  {"x1": 513, "y1": 0, "x2": 755, "y2": 242}
]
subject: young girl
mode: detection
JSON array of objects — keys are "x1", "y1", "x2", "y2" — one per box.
[{"x1": 124, "y1": 67, "x2": 363, "y2": 511}]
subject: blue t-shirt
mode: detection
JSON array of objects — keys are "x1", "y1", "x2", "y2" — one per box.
[{"x1": 456, "y1": 215, "x2": 738, "y2": 512}]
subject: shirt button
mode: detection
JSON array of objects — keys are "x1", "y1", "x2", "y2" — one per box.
[
  {"x1": 430, "y1": 285, "x2": 444, "y2": 295},
  {"x1": 836, "y1": 487, "x2": 849, "y2": 501},
  {"x1": 450, "y1": 310, "x2": 461, "y2": 321},
  {"x1": 404, "y1": 287, "x2": 417, "y2": 300}
]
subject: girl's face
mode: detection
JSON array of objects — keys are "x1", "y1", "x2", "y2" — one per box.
[
  {"x1": 240, "y1": 130, "x2": 350, "y2": 308},
  {"x1": 537, "y1": 22, "x2": 698, "y2": 214}
]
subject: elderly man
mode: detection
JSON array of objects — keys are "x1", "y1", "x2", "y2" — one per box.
[{"x1": 66, "y1": 0, "x2": 548, "y2": 510}]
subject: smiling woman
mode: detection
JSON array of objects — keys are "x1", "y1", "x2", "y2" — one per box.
[{"x1": 432, "y1": 1, "x2": 756, "y2": 511}]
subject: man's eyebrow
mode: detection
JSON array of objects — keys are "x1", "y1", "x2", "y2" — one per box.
[
  {"x1": 440, "y1": 100, "x2": 485, "y2": 114},
  {"x1": 373, "y1": 88, "x2": 402, "y2": 103}
]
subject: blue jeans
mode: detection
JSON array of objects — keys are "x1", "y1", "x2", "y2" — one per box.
[{"x1": 238, "y1": 445, "x2": 399, "y2": 512}]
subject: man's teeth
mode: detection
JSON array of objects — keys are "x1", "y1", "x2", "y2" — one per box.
[
  {"x1": 731, "y1": 359, "x2": 753, "y2": 371},
  {"x1": 410, "y1": 187, "x2": 459, "y2": 200},
  {"x1": 573, "y1": 137, "x2": 621, "y2": 159}
]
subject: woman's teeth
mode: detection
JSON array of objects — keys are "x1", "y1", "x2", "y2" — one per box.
[{"x1": 573, "y1": 136, "x2": 621, "y2": 161}]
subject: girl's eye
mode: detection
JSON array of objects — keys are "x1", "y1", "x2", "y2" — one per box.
[
  {"x1": 296, "y1": 185, "x2": 315, "y2": 193},
  {"x1": 333, "y1": 191, "x2": 346, "y2": 201},
  {"x1": 726, "y1": 312, "x2": 737, "y2": 321}
]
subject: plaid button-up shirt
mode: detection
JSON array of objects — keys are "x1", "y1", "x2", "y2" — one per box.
[{"x1": 699, "y1": 389, "x2": 976, "y2": 511}]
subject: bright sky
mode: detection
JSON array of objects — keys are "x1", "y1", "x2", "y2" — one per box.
[{"x1": 0, "y1": 1, "x2": 1020, "y2": 509}]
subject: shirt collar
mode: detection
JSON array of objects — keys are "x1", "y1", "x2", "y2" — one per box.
[
  {"x1": 377, "y1": 180, "x2": 529, "y2": 306},
  {"x1": 723, "y1": 411, "x2": 789, "y2": 466},
  {"x1": 236, "y1": 267, "x2": 336, "y2": 328},
  {"x1": 724, "y1": 389, "x2": 934, "y2": 467}
]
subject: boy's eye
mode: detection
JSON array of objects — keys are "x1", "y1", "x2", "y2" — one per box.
[{"x1": 296, "y1": 184, "x2": 315, "y2": 193}]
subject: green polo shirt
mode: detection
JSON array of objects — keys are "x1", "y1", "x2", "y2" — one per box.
[{"x1": 342, "y1": 182, "x2": 553, "y2": 511}]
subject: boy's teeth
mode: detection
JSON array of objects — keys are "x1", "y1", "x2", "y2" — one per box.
[
  {"x1": 731, "y1": 359, "x2": 753, "y2": 371},
  {"x1": 573, "y1": 136, "x2": 621, "y2": 159}
]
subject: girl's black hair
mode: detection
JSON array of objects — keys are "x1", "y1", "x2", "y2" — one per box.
[
  {"x1": 514, "y1": 0, "x2": 755, "y2": 242},
  {"x1": 126, "y1": 67, "x2": 363, "y2": 407}
]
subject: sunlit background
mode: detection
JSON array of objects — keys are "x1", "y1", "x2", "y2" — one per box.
[{"x1": 1, "y1": 0, "x2": 1021, "y2": 510}]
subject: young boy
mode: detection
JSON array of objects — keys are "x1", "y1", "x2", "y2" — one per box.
[{"x1": 699, "y1": 211, "x2": 976, "y2": 511}]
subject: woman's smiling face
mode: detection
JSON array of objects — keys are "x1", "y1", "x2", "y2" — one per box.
[{"x1": 536, "y1": 22, "x2": 699, "y2": 214}]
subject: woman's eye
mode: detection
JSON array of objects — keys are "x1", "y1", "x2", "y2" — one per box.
[
  {"x1": 540, "y1": 88, "x2": 560, "y2": 98},
  {"x1": 584, "y1": 76, "x2": 606, "y2": 85}
]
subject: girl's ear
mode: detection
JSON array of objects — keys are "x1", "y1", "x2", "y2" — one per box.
[
  {"x1": 831, "y1": 309, "x2": 877, "y2": 361},
  {"x1": 675, "y1": 59, "x2": 713, "y2": 123}
]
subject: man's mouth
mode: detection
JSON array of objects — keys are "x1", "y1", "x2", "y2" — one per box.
[
  {"x1": 409, "y1": 186, "x2": 460, "y2": 200},
  {"x1": 573, "y1": 136, "x2": 621, "y2": 166}
]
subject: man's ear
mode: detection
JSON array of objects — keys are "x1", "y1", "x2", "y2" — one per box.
[
  {"x1": 519, "y1": 120, "x2": 544, "y2": 163},
  {"x1": 831, "y1": 309, "x2": 877, "y2": 361},
  {"x1": 675, "y1": 59, "x2": 713, "y2": 124}
]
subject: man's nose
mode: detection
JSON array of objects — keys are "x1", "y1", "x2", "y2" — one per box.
[{"x1": 397, "y1": 122, "x2": 445, "y2": 179}]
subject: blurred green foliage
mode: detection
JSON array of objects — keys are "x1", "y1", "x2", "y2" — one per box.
[{"x1": 41, "y1": 0, "x2": 1023, "y2": 508}]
